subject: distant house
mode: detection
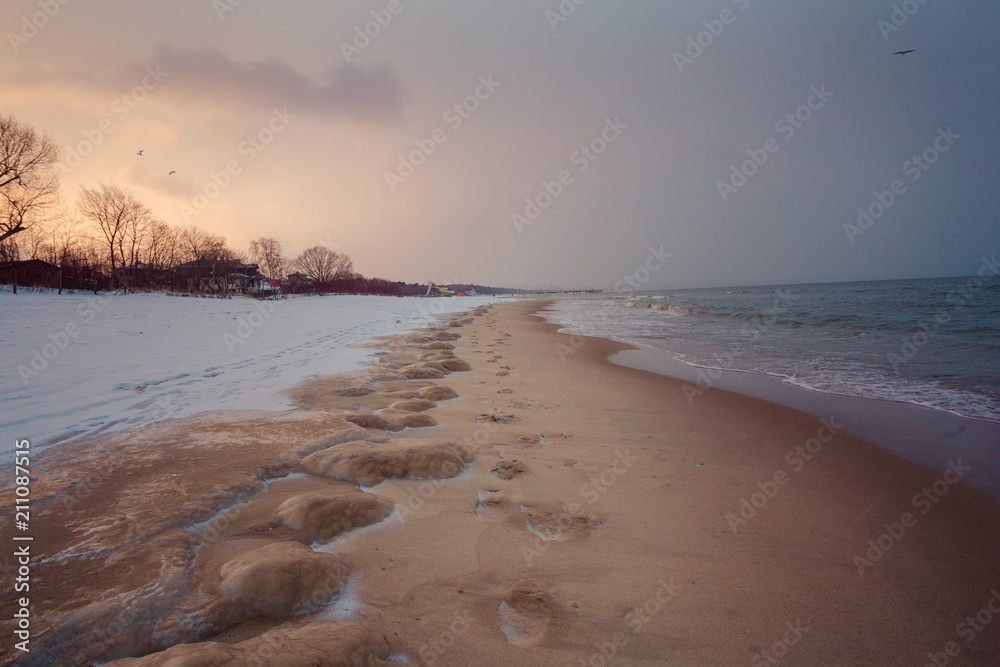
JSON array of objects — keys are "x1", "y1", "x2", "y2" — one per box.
[
  {"x1": 174, "y1": 259, "x2": 260, "y2": 294},
  {"x1": 0, "y1": 259, "x2": 60, "y2": 288},
  {"x1": 284, "y1": 271, "x2": 313, "y2": 293},
  {"x1": 113, "y1": 263, "x2": 172, "y2": 289},
  {"x1": 227, "y1": 263, "x2": 261, "y2": 294}
]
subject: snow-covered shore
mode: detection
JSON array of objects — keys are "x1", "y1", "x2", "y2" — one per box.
[{"x1": 0, "y1": 290, "x2": 497, "y2": 455}]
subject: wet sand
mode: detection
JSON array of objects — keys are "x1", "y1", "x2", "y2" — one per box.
[{"x1": 2, "y1": 299, "x2": 999, "y2": 665}]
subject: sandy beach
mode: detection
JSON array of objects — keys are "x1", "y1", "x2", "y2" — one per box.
[{"x1": 2, "y1": 299, "x2": 999, "y2": 666}]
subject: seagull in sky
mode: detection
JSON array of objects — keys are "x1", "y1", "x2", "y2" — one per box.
[
  {"x1": 137, "y1": 150, "x2": 144, "y2": 156},
  {"x1": 894, "y1": 49, "x2": 917, "y2": 56}
]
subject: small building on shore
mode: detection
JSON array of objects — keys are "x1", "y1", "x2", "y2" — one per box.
[
  {"x1": 173, "y1": 259, "x2": 260, "y2": 294},
  {"x1": 0, "y1": 259, "x2": 60, "y2": 288}
]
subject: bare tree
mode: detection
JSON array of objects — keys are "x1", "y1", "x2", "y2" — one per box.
[
  {"x1": 248, "y1": 237, "x2": 287, "y2": 280},
  {"x1": 40, "y1": 215, "x2": 86, "y2": 293},
  {"x1": 179, "y1": 224, "x2": 237, "y2": 263},
  {"x1": 293, "y1": 246, "x2": 354, "y2": 283},
  {"x1": 0, "y1": 238, "x2": 18, "y2": 263},
  {"x1": 18, "y1": 220, "x2": 48, "y2": 261},
  {"x1": 78, "y1": 183, "x2": 155, "y2": 278},
  {"x1": 31, "y1": 213, "x2": 79, "y2": 265},
  {"x1": 0, "y1": 114, "x2": 61, "y2": 243},
  {"x1": 144, "y1": 220, "x2": 179, "y2": 268},
  {"x1": 121, "y1": 207, "x2": 150, "y2": 269}
]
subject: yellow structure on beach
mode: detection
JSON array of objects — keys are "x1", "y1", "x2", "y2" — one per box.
[{"x1": 422, "y1": 282, "x2": 455, "y2": 297}]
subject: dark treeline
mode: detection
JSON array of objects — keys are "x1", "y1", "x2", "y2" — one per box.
[{"x1": 0, "y1": 113, "x2": 424, "y2": 297}]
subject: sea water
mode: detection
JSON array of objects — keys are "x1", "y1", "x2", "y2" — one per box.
[{"x1": 545, "y1": 273, "x2": 1000, "y2": 495}]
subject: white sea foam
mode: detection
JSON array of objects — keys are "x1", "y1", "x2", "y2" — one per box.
[{"x1": 543, "y1": 291, "x2": 1000, "y2": 423}]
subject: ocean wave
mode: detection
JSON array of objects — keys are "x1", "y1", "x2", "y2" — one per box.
[
  {"x1": 782, "y1": 374, "x2": 1000, "y2": 424},
  {"x1": 545, "y1": 278, "x2": 1000, "y2": 424},
  {"x1": 629, "y1": 302, "x2": 697, "y2": 315},
  {"x1": 663, "y1": 349, "x2": 1000, "y2": 424}
]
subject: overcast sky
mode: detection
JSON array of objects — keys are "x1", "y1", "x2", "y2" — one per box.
[{"x1": 3, "y1": 0, "x2": 997, "y2": 289}]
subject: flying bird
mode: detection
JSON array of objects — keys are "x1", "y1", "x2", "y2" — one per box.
[
  {"x1": 137, "y1": 150, "x2": 144, "y2": 156},
  {"x1": 894, "y1": 49, "x2": 917, "y2": 55},
  {"x1": 168, "y1": 170, "x2": 176, "y2": 175}
]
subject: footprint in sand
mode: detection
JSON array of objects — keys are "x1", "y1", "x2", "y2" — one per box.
[
  {"x1": 517, "y1": 433, "x2": 572, "y2": 446},
  {"x1": 498, "y1": 582, "x2": 553, "y2": 646},
  {"x1": 520, "y1": 504, "x2": 600, "y2": 541},
  {"x1": 478, "y1": 413, "x2": 519, "y2": 425},
  {"x1": 491, "y1": 459, "x2": 528, "y2": 480},
  {"x1": 496, "y1": 371, "x2": 510, "y2": 377},
  {"x1": 476, "y1": 489, "x2": 509, "y2": 518},
  {"x1": 516, "y1": 435, "x2": 545, "y2": 448}
]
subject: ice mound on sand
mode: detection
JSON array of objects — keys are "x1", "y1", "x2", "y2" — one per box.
[
  {"x1": 402, "y1": 365, "x2": 446, "y2": 380},
  {"x1": 276, "y1": 492, "x2": 393, "y2": 542},
  {"x1": 418, "y1": 350, "x2": 456, "y2": 361},
  {"x1": 417, "y1": 385, "x2": 459, "y2": 401},
  {"x1": 440, "y1": 358, "x2": 472, "y2": 372},
  {"x1": 389, "y1": 398, "x2": 437, "y2": 412},
  {"x1": 343, "y1": 411, "x2": 437, "y2": 431},
  {"x1": 391, "y1": 413, "x2": 439, "y2": 429},
  {"x1": 300, "y1": 439, "x2": 472, "y2": 486},
  {"x1": 220, "y1": 542, "x2": 345, "y2": 617},
  {"x1": 107, "y1": 621, "x2": 394, "y2": 666},
  {"x1": 420, "y1": 341, "x2": 455, "y2": 350},
  {"x1": 343, "y1": 412, "x2": 395, "y2": 430}
]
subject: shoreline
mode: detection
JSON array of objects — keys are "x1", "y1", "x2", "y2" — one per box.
[
  {"x1": 537, "y1": 300, "x2": 1000, "y2": 500},
  {"x1": 609, "y1": 347, "x2": 1000, "y2": 499},
  {"x1": 2, "y1": 299, "x2": 999, "y2": 665}
]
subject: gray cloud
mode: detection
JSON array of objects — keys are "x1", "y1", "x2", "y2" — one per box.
[
  {"x1": 2, "y1": 44, "x2": 406, "y2": 123},
  {"x1": 146, "y1": 44, "x2": 406, "y2": 121}
]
